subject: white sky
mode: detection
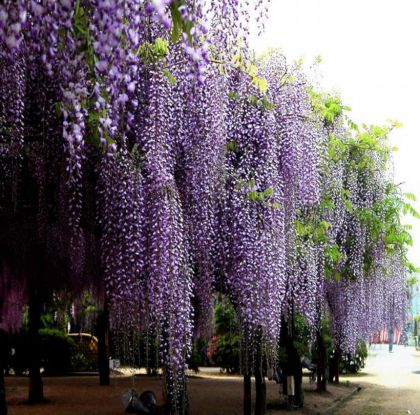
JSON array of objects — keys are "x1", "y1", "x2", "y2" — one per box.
[{"x1": 251, "y1": 0, "x2": 420, "y2": 266}]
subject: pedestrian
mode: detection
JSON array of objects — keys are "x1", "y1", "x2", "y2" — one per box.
[{"x1": 388, "y1": 327, "x2": 394, "y2": 353}]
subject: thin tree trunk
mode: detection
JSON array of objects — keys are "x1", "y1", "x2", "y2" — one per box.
[
  {"x1": 281, "y1": 312, "x2": 303, "y2": 408},
  {"x1": 28, "y1": 293, "x2": 44, "y2": 403},
  {"x1": 242, "y1": 331, "x2": 252, "y2": 415},
  {"x1": 0, "y1": 330, "x2": 8, "y2": 415},
  {"x1": 254, "y1": 329, "x2": 266, "y2": 415},
  {"x1": 334, "y1": 347, "x2": 341, "y2": 383},
  {"x1": 316, "y1": 330, "x2": 327, "y2": 392},
  {"x1": 254, "y1": 358, "x2": 266, "y2": 415},
  {"x1": 243, "y1": 372, "x2": 252, "y2": 415},
  {"x1": 329, "y1": 347, "x2": 341, "y2": 384},
  {"x1": 98, "y1": 307, "x2": 110, "y2": 386}
]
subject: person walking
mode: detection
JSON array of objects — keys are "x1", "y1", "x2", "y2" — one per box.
[{"x1": 388, "y1": 327, "x2": 394, "y2": 353}]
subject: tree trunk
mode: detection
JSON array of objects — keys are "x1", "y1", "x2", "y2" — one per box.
[
  {"x1": 254, "y1": 330, "x2": 266, "y2": 415},
  {"x1": 0, "y1": 330, "x2": 8, "y2": 415},
  {"x1": 281, "y1": 314, "x2": 303, "y2": 408},
  {"x1": 28, "y1": 294, "x2": 44, "y2": 403},
  {"x1": 242, "y1": 332, "x2": 252, "y2": 415},
  {"x1": 316, "y1": 330, "x2": 327, "y2": 392},
  {"x1": 334, "y1": 348, "x2": 341, "y2": 384},
  {"x1": 98, "y1": 307, "x2": 110, "y2": 386},
  {"x1": 243, "y1": 372, "x2": 252, "y2": 415},
  {"x1": 329, "y1": 347, "x2": 341, "y2": 384}
]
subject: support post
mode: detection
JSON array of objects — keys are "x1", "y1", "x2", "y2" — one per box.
[{"x1": 0, "y1": 330, "x2": 8, "y2": 415}]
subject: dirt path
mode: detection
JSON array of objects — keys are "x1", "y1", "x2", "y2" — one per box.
[{"x1": 335, "y1": 344, "x2": 420, "y2": 415}]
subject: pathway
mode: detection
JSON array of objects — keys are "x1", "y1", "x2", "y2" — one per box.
[{"x1": 335, "y1": 344, "x2": 420, "y2": 415}]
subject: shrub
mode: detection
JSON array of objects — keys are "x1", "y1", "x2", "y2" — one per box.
[
  {"x1": 39, "y1": 328, "x2": 75, "y2": 375},
  {"x1": 340, "y1": 340, "x2": 368, "y2": 374},
  {"x1": 9, "y1": 329, "x2": 75, "y2": 375},
  {"x1": 188, "y1": 338, "x2": 208, "y2": 372},
  {"x1": 212, "y1": 333, "x2": 241, "y2": 374}
]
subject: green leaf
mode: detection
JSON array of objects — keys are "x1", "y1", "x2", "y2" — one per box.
[
  {"x1": 163, "y1": 68, "x2": 177, "y2": 85},
  {"x1": 170, "y1": 3, "x2": 183, "y2": 43},
  {"x1": 228, "y1": 91, "x2": 239, "y2": 100},
  {"x1": 247, "y1": 190, "x2": 258, "y2": 202},
  {"x1": 405, "y1": 192, "x2": 417, "y2": 202},
  {"x1": 225, "y1": 140, "x2": 238, "y2": 152},
  {"x1": 263, "y1": 187, "x2": 274, "y2": 197}
]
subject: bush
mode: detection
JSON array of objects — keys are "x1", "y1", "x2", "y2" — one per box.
[
  {"x1": 208, "y1": 296, "x2": 241, "y2": 374},
  {"x1": 212, "y1": 334, "x2": 241, "y2": 374},
  {"x1": 39, "y1": 328, "x2": 75, "y2": 375},
  {"x1": 340, "y1": 340, "x2": 368, "y2": 374},
  {"x1": 9, "y1": 329, "x2": 75, "y2": 375},
  {"x1": 188, "y1": 338, "x2": 208, "y2": 372}
]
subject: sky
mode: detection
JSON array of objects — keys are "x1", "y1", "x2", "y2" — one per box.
[{"x1": 251, "y1": 0, "x2": 420, "y2": 266}]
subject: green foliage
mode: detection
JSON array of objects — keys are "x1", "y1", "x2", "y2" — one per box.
[
  {"x1": 137, "y1": 38, "x2": 169, "y2": 65},
  {"x1": 228, "y1": 91, "x2": 240, "y2": 101},
  {"x1": 316, "y1": 111, "x2": 417, "y2": 282},
  {"x1": 169, "y1": 1, "x2": 194, "y2": 44},
  {"x1": 211, "y1": 296, "x2": 241, "y2": 374},
  {"x1": 295, "y1": 216, "x2": 331, "y2": 244},
  {"x1": 325, "y1": 244, "x2": 343, "y2": 281},
  {"x1": 247, "y1": 186, "x2": 275, "y2": 203},
  {"x1": 72, "y1": 1, "x2": 118, "y2": 150},
  {"x1": 339, "y1": 340, "x2": 368, "y2": 374},
  {"x1": 73, "y1": 0, "x2": 96, "y2": 73},
  {"x1": 214, "y1": 296, "x2": 239, "y2": 335},
  {"x1": 187, "y1": 338, "x2": 208, "y2": 372},
  {"x1": 163, "y1": 68, "x2": 177, "y2": 85},
  {"x1": 309, "y1": 88, "x2": 350, "y2": 125},
  {"x1": 247, "y1": 94, "x2": 275, "y2": 111},
  {"x1": 292, "y1": 313, "x2": 312, "y2": 357},
  {"x1": 326, "y1": 133, "x2": 348, "y2": 163},
  {"x1": 278, "y1": 313, "x2": 313, "y2": 366},
  {"x1": 212, "y1": 334, "x2": 241, "y2": 374}
]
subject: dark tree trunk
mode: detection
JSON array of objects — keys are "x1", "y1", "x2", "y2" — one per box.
[
  {"x1": 0, "y1": 330, "x2": 8, "y2": 415},
  {"x1": 98, "y1": 307, "x2": 110, "y2": 386},
  {"x1": 28, "y1": 293, "x2": 44, "y2": 403},
  {"x1": 242, "y1": 332, "x2": 252, "y2": 415},
  {"x1": 316, "y1": 330, "x2": 327, "y2": 392},
  {"x1": 281, "y1": 314, "x2": 303, "y2": 408},
  {"x1": 254, "y1": 329, "x2": 266, "y2": 415},
  {"x1": 243, "y1": 372, "x2": 252, "y2": 415},
  {"x1": 329, "y1": 347, "x2": 341, "y2": 384}
]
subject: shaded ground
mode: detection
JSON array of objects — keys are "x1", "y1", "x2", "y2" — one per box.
[
  {"x1": 5, "y1": 372, "x2": 353, "y2": 415},
  {"x1": 335, "y1": 344, "x2": 420, "y2": 415}
]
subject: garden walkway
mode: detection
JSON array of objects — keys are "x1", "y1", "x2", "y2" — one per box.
[{"x1": 336, "y1": 344, "x2": 420, "y2": 415}]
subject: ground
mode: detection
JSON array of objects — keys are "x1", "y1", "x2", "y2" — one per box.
[
  {"x1": 6, "y1": 344, "x2": 419, "y2": 415},
  {"x1": 335, "y1": 344, "x2": 420, "y2": 415},
  {"x1": 5, "y1": 371, "x2": 351, "y2": 415}
]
